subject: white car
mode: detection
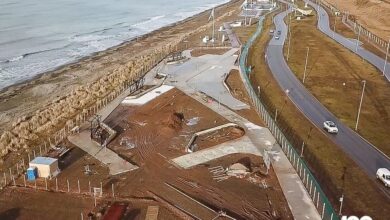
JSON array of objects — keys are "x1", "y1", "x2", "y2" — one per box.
[
  {"x1": 275, "y1": 35, "x2": 280, "y2": 40},
  {"x1": 376, "y1": 168, "x2": 390, "y2": 187},
  {"x1": 323, "y1": 121, "x2": 338, "y2": 134}
]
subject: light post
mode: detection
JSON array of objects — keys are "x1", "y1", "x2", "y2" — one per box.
[
  {"x1": 303, "y1": 47, "x2": 310, "y2": 83},
  {"x1": 355, "y1": 80, "x2": 366, "y2": 131},
  {"x1": 287, "y1": 25, "x2": 292, "y2": 61},
  {"x1": 355, "y1": 24, "x2": 361, "y2": 52},
  {"x1": 383, "y1": 39, "x2": 390, "y2": 76},
  {"x1": 333, "y1": 14, "x2": 337, "y2": 39}
]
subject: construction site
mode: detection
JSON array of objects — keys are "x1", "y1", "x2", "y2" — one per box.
[
  {"x1": 0, "y1": 1, "x2": 298, "y2": 220},
  {"x1": 1, "y1": 0, "x2": 389, "y2": 219}
]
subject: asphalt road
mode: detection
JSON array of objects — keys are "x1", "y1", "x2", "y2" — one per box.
[
  {"x1": 307, "y1": 0, "x2": 390, "y2": 81},
  {"x1": 265, "y1": 3, "x2": 390, "y2": 189}
]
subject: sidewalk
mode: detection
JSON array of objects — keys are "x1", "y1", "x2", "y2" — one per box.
[{"x1": 68, "y1": 86, "x2": 138, "y2": 175}]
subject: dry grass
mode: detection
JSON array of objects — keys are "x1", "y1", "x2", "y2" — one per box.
[
  {"x1": 286, "y1": 1, "x2": 390, "y2": 156},
  {"x1": 245, "y1": 5, "x2": 389, "y2": 219}
]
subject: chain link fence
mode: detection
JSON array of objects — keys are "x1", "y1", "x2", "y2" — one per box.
[{"x1": 238, "y1": 10, "x2": 339, "y2": 220}]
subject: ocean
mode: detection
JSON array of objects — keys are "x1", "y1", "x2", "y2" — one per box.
[{"x1": 0, "y1": 0, "x2": 228, "y2": 90}]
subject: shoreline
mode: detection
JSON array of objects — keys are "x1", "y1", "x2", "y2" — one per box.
[
  {"x1": 0, "y1": 1, "x2": 231, "y2": 95},
  {"x1": 0, "y1": 0, "x2": 242, "y2": 162}
]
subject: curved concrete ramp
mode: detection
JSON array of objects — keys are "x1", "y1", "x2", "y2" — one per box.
[{"x1": 172, "y1": 135, "x2": 262, "y2": 169}]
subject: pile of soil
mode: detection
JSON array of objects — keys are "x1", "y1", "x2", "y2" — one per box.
[{"x1": 163, "y1": 112, "x2": 184, "y2": 130}]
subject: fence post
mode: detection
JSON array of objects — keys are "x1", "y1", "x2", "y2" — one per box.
[
  {"x1": 317, "y1": 192, "x2": 320, "y2": 208},
  {"x1": 78, "y1": 179, "x2": 80, "y2": 193},
  {"x1": 56, "y1": 178, "x2": 58, "y2": 191},
  {"x1": 112, "y1": 183, "x2": 115, "y2": 197},
  {"x1": 45, "y1": 178, "x2": 48, "y2": 190},
  {"x1": 23, "y1": 174, "x2": 26, "y2": 187},
  {"x1": 322, "y1": 203, "x2": 325, "y2": 219},
  {"x1": 67, "y1": 179, "x2": 70, "y2": 192}
]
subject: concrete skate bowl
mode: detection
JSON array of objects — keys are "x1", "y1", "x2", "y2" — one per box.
[
  {"x1": 107, "y1": 111, "x2": 185, "y2": 165},
  {"x1": 186, "y1": 123, "x2": 245, "y2": 153}
]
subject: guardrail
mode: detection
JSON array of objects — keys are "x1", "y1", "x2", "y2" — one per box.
[{"x1": 238, "y1": 8, "x2": 339, "y2": 220}]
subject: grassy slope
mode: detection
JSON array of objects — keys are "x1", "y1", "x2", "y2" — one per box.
[
  {"x1": 285, "y1": 1, "x2": 390, "y2": 156},
  {"x1": 236, "y1": 4, "x2": 390, "y2": 219}
]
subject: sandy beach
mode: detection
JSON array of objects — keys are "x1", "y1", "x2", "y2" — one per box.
[{"x1": 0, "y1": 0, "x2": 243, "y2": 164}]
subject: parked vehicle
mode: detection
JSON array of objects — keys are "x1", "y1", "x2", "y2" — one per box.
[
  {"x1": 277, "y1": 30, "x2": 281, "y2": 35},
  {"x1": 376, "y1": 168, "x2": 390, "y2": 187},
  {"x1": 275, "y1": 35, "x2": 280, "y2": 40},
  {"x1": 323, "y1": 121, "x2": 338, "y2": 134}
]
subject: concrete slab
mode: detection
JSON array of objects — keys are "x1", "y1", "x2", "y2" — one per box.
[
  {"x1": 68, "y1": 130, "x2": 138, "y2": 175},
  {"x1": 165, "y1": 48, "x2": 249, "y2": 110},
  {"x1": 272, "y1": 145, "x2": 321, "y2": 220},
  {"x1": 173, "y1": 136, "x2": 262, "y2": 169}
]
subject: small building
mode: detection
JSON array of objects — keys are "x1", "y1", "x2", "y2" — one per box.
[{"x1": 29, "y1": 157, "x2": 60, "y2": 179}]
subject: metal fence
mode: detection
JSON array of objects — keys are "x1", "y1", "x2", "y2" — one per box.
[
  {"x1": 238, "y1": 10, "x2": 339, "y2": 220},
  {"x1": 319, "y1": 0, "x2": 389, "y2": 52},
  {"x1": 0, "y1": 42, "x2": 181, "y2": 191}
]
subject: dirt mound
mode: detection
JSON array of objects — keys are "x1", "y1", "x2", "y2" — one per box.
[
  {"x1": 163, "y1": 112, "x2": 184, "y2": 130},
  {"x1": 230, "y1": 127, "x2": 245, "y2": 137}
]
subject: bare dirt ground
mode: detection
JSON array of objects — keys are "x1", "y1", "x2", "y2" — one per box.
[
  {"x1": 104, "y1": 88, "x2": 231, "y2": 163},
  {"x1": 0, "y1": 87, "x2": 292, "y2": 219},
  {"x1": 190, "y1": 48, "x2": 231, "y2": 57},
  {"x1": 0, "y1": 188, "x2": 96, "y2": 220},
  {"x1": 246, "y1": 5, "x2": 389, "y2": 219},
  {"x1": 287, "y1": 1, "x2": 390, "y2": 156},
  {"x1": 193, "y1": 126, "x2": 245, "y2": 151},
  {"x1": 323, "y1": 0, "x2": 390, "y2": 39},
  {"x1": 225, "y1": 69, "x2": 265, "y2": 126},
  {"x1": 0, "y1": 0, "x2": 244, "y2": 134}
]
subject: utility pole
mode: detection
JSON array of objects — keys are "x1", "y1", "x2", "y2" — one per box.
[
  {"x1": 383, "y1": 39, "x2": 390, "y2": 76},
  {"x1": 355, "y1": 24, "x2": 361, "y2": 52},
  {"x1": 303, "y1": 47, "x2": 310, "y2": 83},
  {"x1": 339, "y1": 167, "x2": 347, "y2": 216},
  {"x1": 287, "y1": 24, "x2": 292, "y2": 61},
  {"x1": 355, "y1": 80, "x2": 366, "y2": 131},
  {"x1": 333, "y1": 14, "x2": 337, "y2": 39}
]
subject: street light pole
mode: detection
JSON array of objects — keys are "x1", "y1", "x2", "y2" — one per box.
[
  {"x1": 355, "y1": 80, "x2": 366, "y2": 131},
  {"x1": 287, "y1": 25, "x2": 292, "y2": 61},
  {"x1": 333, "y1": 14, "x2": 337, "y2": 39},
  {"x1": 383, "y1": 39, "x2": 390, "y2": 76},
  {"x1": 355, "y1": 25, "x2": 361, "y2": 52},
  {"x1": 303, "y1": 47, "x2": 310, "y2": 83}
]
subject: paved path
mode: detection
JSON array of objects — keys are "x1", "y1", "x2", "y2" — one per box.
[
  {"x1": 306, "y1": 0, "x2": 390, "y2": 81},
  {"x1": 68, "y1": 86, "x2": 139, "y2": 175},
  {"x1": 68, "y1": 131, "x2": 138, "y2": 175},
  {"x1": 223, "y1": 23, "x2": 241, "y2": 48},
  {"x1": 173, "y1": 135, "x2": 262, "y2": 168},
  {"x1": 268, "y1": 1, "x2": 390, "y2": 192},
  {"x1": 164, "y1": 48, "x2": 249, "y2": 110}
]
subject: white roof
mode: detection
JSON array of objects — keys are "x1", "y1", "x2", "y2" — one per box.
[{"x1": 30, "y1": 157, "x2": 57, "y2": 165}]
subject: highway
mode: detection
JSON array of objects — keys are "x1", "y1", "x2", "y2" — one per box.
[
  {"x1": 307, "y1": 0, "x2": 390, "y2": 81},
  {"x1": 265, "y1": 2, "x2": 390, "y2": 195}
]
